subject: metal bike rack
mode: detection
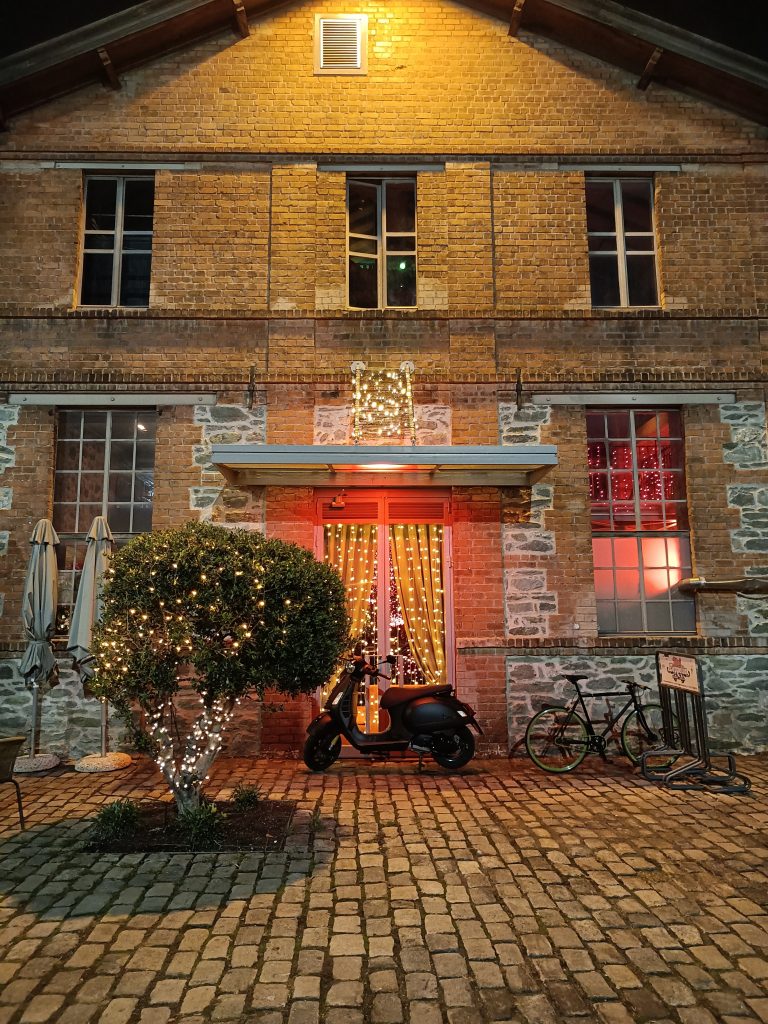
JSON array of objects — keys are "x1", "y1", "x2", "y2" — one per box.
[{"x1": 641, "y1": 652, "x2": 751, "y2": 794}]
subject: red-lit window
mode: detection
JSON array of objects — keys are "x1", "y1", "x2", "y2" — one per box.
[{"x1": 587, "y1": 409, "x2": 695, "y2": 634}]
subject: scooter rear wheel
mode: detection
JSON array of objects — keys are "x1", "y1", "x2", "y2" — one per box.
[
  {"x1": 303, "y1": 726, "x2": 342, "y2": 772},
  {"x1": 431, "y1": 726, "x2": 475, "y2": 770}
]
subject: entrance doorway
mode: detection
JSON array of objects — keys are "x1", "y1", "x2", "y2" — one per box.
[{"x1": 315, "y1": 490, "x2": 454, "y2": 734}]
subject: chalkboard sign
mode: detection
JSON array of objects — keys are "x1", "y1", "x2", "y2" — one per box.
[{"x1": 657, "y1": 652, "x2": 700, "y2": 694}]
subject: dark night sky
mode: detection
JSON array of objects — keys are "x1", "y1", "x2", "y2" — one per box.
[{"x1": 1, "y1": 0, "x2": 766, "y2": 61}]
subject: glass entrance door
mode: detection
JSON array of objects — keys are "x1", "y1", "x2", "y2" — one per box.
[{"x1": 317, "y1": 491, "x2": 452, "y2": 734}]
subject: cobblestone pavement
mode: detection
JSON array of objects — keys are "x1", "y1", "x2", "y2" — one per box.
[{"x1": 1, "y1": 755, "x2": 767, "y2": 1024}]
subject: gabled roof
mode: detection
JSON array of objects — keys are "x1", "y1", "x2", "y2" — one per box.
[{"x1": 0, "y1": 0, "x2": 766, "y2": 129}]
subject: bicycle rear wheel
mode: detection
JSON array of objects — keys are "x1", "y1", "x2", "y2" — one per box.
[
  {"x1": 525, "y1": 707, "x2": 589, "y2": 773},
  {"x1": 621, "y1": 703, "x2": 676, "y2": 768}
]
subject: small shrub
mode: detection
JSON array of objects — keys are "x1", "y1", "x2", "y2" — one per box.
[
  {"x1": 177, "y1": 802, "x2": 223, "y2": 850},
  {"x1": 90, "y1": 799, "x2": 139, "y2": 846},
  {"x1": 232, "y1": 783, "x2": 261, "y2": 811},
  {"x1": 310, "y1": 807, "x2": 323, "y2": 832}
]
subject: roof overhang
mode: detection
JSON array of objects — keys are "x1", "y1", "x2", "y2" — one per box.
[{"x1": 210, "y1": 444, "x2": 558, "y2": 487}]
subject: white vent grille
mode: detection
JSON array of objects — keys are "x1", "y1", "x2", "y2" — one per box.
[{"x1": 315, "y1": 15, "x2": 367, "y2": 74}]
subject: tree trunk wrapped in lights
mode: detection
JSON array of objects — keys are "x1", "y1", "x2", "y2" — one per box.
[{"x1": 90, "y1": 522, "x2": 349, "y2": 813}]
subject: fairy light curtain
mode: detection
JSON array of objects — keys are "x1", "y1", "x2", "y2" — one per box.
[
  {"x1": 389, "y1": 524, "x2": 445, "y2": 685},
  {"x1": 351, "y1": 360, "x2": 416, "y2": 444},
  {"x1": 325, "y1": 523, "x2": 377, "y2": 644}
]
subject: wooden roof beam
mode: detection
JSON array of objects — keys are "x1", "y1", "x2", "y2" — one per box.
[
  {"x1": 508, "y1": 0, "x2": 527, "y2": 36},
  {"x1": 97, "y1": 47, "x2": 122, "y2": 90},
  {"x1": 637, "y1": 45, "x2": 663, "y2": 90},
  {"x1": 231, "y1": 0, "x2": 250, "y2": 38}
]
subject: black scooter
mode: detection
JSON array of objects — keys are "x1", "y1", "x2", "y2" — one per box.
[{"x1": 303, "y1": 654, "x2": 482, "y2": 771}]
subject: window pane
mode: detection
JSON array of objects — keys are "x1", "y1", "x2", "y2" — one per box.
[
  {"x1": 612, "y1": 537, "x2": 639, "y2": 568},
  {"x1": 123, "y1": 178, "x2": 155, "y2": 231},
  {"x1": 615, "y1": 569, "x2": 641, "y2": 600},
  {"x1": 385, "y1": 181, "x2": 415, "y2": 233},
  {"x1": 110, "y1": 440, "x2": 135, "y2": 471},
  {"x1": 589, "y1": 255, "x2": 620, "y2": 307},
  {"x1": 620, "y1": 179, "x2": 653, "y2": 232},
  {"x1": 53, "y1": 504, "x2": 77, "y2": 533},
  {"x1": 587, "y1": 235, "x2": 617, "y2": 252},
  {"x1": 108, "y1": 505, "x2": 132, "y2": 532},
  {"x1": 617, "y1": 604, "x2": 643, "y2": 633},
  {"x1": 585, "y1": 181, "x2": 616, "y2": 232},
  {"x1": 596, "y1": 601, "x2": 617, "y2": 633},
  {"x1": 135, "y1": 441, "x2": 155, "y2": 471},
  {"x1": 626, "y1": 255, "x2": 658, "y2": 306},
  {"x1": 609, "y1": 443, "x2": 633, "y2": 469},
  {"x1": 349, "y1": 256, "x2": 378, "y2": 308},
  {"x1": 56, "y1": 442, "x2": 81, "y2": 471},
  {"x1": 108, "y1": 474, "x2": 133, "y2": 502},
  {"x1": 646, "y1": 602, "x2": 673, "y2": 633},
  {"x1": 589, "y1": 472, "x2": 609, "y2": 502},
  {"x1": 349, "y1": 236, "x2": 378, "y2": 255},
  {"x1": 387, "y1": 235, "x2": 416, "y2": 252},
  {"x1": 81, "y1": 253, "x2": 113, "y2": 305},
  {"x1": 80, "y1": 442, "x2": 106, "y2": 471},
  {"x1": 77, "y1": 504, "x2": 102, "y2": 532},
  {"x1": 672, "y1": 602, "x2": 696, "y2": 632},
  {"x1": 134, "y1": 472, "x2": 154, "y2": 503},
  {"x1": 586, "y1": 413, "x2": 605, "y2": 440},
  {"x1": 132, "y1": 504, "x2": 153, "y2": 532},
  {"x1": 110, "y1": 412, "x2": 137, "y2": 440},
  {"x1": 625, "y1": 234, "x2": 654, "y2": 252},
  {"x1": 85, "y1": 178, "x2": 117, "y2": 231},
  {"x1": 83, "y1": 233, "x2": 115, "y2": 250},
  {"x1": 136, "y1": 415, "x2": 156, "y2": 440},
  {"x1": 58, "y1": 412, "x2": 82, "y2": 440},
  {"x1": 588, "y1": 442, "x2": 607, "y2": 468},
  {"x1": 54, "y1": 475, "x2": 78, "y2": 503},
  {"x1": 122, "y1": 233, "x2": 153, "y2": 252},
  {"x1": 386, "y1": 255, "x2": 416, "y2": 307},
  {"x1": 79, "y1": 473, "x2": 104, "y2": 504},
  {"x1": 82, "y1": 412, "x2": 108, "y2": 438},
  {"x1": 348, "y1": 182, "x2": 378, "y2": 236},
  {"x1": 594, "y1": 570, "x2": 614, "y2": 600},
  {"x1": 119, "y1": 253, "x2": 151, "y2": 306}
]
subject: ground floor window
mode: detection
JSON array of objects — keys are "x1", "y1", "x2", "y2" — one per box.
[
  {"x1": 53, "y1": 408, "x2": 156, "y2": 632},
  {"x1": 587, "y1": 408, "x2": 695, "y2": 634},
  {"x1": 317, "y1": 490, "x2": 452, "y2": 732}
]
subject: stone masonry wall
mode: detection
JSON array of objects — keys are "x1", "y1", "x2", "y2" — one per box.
[{"x1": 507, "y1": 653, "x2": 768, "y2": 755}]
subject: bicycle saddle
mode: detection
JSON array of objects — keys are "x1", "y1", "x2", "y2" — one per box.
[{"x1": 562, "y1": 674, "x2": 589, "y2": 684}]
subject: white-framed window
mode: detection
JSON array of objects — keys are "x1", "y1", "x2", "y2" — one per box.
[
  {"x1": 588, "y1": 408, "x2": 695, "y2": 635},
  {"x1": 79, "y1": 175, "x2": 155, "y2": 307},
  {"x1": 314, "y1": 15, "x2": 367, "y2": 74},
  {"x1": 53, "y1": 408, "x2": 156, "y2": 632},
  {"x1": 585, "y1": 176, "x2": 659, "y2": 308},
  {"x1": 347, "y1": 177, "x2": 417, "y2": 309}
]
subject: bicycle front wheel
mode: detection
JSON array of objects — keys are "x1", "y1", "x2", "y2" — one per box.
[
  {"x1": 621, "y1": 704, "x2": 676, "y2": 767},
  {"x1": 525, "y1": 707, "x2": 589, "y2": 773}
]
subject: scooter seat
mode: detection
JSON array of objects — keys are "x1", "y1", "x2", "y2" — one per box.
[{"x1": 380, "y1": 683, "x2": 452, "y2": 709}]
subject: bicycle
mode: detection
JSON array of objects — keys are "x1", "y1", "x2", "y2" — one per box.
[{"x1": 524, "y1": 673, "x2": 674, "y2": 773}]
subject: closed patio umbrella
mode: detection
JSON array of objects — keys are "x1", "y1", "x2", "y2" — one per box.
[
  {"x1": 68, "y1": 516, "x2": 131, "y2": 773},
  {"x1": 14, "y1": 519, "x2": 60, "y2": 773}
]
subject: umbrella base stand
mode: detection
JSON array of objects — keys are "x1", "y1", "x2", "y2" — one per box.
[
  {"x1": 14, "y1": 753, "x2": 60, "y2": 773},
  {"x1": 74, "y1": 752, "x2": 132, "y2": 773}
]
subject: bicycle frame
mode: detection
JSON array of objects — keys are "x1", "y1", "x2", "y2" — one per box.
[{"x1": 550, "y1": 686, "x2": 645, "y2": 754}]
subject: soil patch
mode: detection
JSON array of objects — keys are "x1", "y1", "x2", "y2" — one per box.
[{"x1": 86, "y1": 799, "x2": 297, "y2": 853}]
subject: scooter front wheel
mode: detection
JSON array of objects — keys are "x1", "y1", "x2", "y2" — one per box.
[
  {"x1": 303, "y1": 726, "x2": 342, "y2": 772},
  {"x1": 431, "y1": 726, "x2": 475, "y2": 770}
]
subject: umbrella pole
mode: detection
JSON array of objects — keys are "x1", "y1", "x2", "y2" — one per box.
[
  {"x1": 101, "y1": 699, "x2": 108, "y2": 757},
  {"x1": 29, "y1": 683, "x2": 39, "y2": 758}
]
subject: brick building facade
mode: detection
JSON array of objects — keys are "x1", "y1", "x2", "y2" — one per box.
[{"x1": 0, "y1": 0, "x2": 767, "y2": 758}]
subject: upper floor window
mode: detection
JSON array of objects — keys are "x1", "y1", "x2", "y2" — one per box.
[
  {"x1": 79, "y1": 175, "x2": 155, "y2": 307},
  {"x1": 347, "y1": 177, "x2": 416, "y2": 309},
  {"x1": 588, "y1": 409, "x2": 694, "y2": 635},
  {"x1": 586, "y1": 177, "x2": 658, "y2": 308},
  {"x1": 53, "y1": 408, "x2": 156, "y2": 632}
]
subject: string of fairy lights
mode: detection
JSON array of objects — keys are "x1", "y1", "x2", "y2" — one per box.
[{"x1": 351, "y1": 360, "x2": 416, "y2": 444}]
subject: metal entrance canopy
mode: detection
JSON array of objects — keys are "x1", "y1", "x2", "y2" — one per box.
[{"x1": 210, "y1": 444, "x2": 558, "y2": 487}]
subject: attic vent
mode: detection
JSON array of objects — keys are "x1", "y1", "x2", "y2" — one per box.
[{"x1": 315, "y1": 15, "x2": 367, "y2": 75}]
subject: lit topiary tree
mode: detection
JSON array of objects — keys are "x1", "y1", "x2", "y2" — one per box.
[{"x1": 90, "y1": 522, "x2": 349, "y2": 811}]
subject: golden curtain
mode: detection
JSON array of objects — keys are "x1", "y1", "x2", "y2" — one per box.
[
  {"x1": 389, "y1": 524, "x2": 446, "y2": 685},
  {"x1": 325, "y1": 523, "x2": 377, "y2": 643}
]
